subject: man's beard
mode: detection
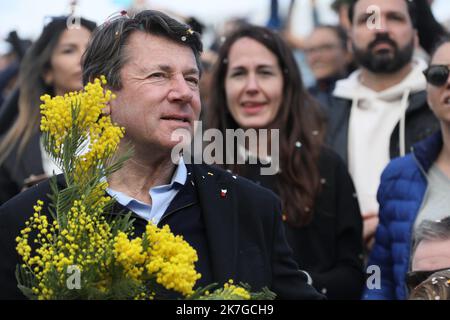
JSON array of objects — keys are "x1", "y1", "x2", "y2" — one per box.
[{"x1": 352, "y1": 33, "x2": 415, "y2": 74}]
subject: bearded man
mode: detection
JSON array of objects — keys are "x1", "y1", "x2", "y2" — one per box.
[{"x1": 326, "y1": 0, "x2": 439, "y2": 250}]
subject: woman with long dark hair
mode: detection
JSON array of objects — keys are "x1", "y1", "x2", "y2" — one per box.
[
  {"x1": 206, "y1": 25, "x2": 364, "y2": 299},
  {"x1": 0, "y1": 16, "x2": 96, "y2": 204}
]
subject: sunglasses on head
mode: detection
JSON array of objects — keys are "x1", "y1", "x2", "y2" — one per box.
[
  {"x1": 423, "y1": 65, "x2": 450, "y2": 87},
  {"x1": 405, "y1": 267, "x2": 450, "y2": 293}
]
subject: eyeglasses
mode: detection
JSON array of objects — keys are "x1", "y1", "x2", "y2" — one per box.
[
  {"x1": 423, "y1": 65, "x2": 450, "y2": 87},
  {"x1": 405, "y1": 267, "x2": 450, "y2": 293}
]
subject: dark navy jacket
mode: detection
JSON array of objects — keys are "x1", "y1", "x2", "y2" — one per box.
[
  {"x1": 0, "y1": 163, "x2": 323, "y2": 300},
  {"x1": 363, "y1": 131, "x2": 443, "y2": 300}
]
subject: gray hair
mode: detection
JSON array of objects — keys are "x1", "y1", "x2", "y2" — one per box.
[{"x1": 82, "y1": 10, "x2": 203, "y2": 90}]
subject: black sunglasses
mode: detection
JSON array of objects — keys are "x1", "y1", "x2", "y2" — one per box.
[
  {"x1": 405, "y1": 267, "x2": 450, "y2": 293},
  {"x1": 423, "y1": 65, "x2": 450, "y2": 87}
]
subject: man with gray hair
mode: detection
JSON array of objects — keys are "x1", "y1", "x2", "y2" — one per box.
[{"x1": 0, "y1": 10, "x2": 322, "y2": 300}]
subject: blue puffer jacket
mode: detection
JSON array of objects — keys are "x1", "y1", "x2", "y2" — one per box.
[{"x1": 363, "y1": 131, "x2": 443, "y2": 300}]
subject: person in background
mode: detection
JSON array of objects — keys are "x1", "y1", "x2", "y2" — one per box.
[
  {"x1": 207, "y1": 25, "x2": 364, "y2": 299},
  {"x1": 331, "y1": 0, "x2": 353, "y2": 31},
  {"x1": 327, "y1": 0, "x2": 440, "y2": 252},
  {"x1": 408, "y1": 269, "x2": 450, "y2": 300},
  {"x1": 0, "y1": 16, "x2": 97, "y2": 205},
  {"x1": 407, "y1": 218, "x2": 450, "y2": 299},
  {"x1": 304, "y1": 25, "x2": 353, "y2": 109},
  {"x1": 364, "y1": 37, "x2": 450, "y2": 300}
]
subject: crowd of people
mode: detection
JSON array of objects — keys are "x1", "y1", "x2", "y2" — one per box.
[{"x1": 0, "y1": 0, "x2": 449, "y2": 300}]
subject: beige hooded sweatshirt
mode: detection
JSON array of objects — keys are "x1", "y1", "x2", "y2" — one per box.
[{"x1": 332, "y1": 59, "x2": 427, "y2": 215}]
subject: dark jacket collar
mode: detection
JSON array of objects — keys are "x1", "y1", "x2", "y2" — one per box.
[{"x1": 412, "y1": 130, "x2": 443, "y2": 173}]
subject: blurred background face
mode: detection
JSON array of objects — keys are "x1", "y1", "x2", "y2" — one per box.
[
  {"x1": 305, "y1": 27, "x2": 348, "y2": 81},
  {"x1": 225, "y1": 37, "x2": 283, "y2": 129},
  {"x1": 351, "y1": 0, "x2": 416, "y2": 73},
  {"x1": 44, "y1": 26, "x2": 92, "y2": 96},
  {"x1": 199, "y1": 50, "x2": 218, "y2": 107},
  {"x1": 426, "y1": 42, "x2": 450, "y2": 124}
]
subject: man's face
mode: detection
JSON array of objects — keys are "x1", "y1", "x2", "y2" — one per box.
[
  {"x1": 351, "y1": 0, "x2": 416, "y2": 73},
  {"x1": 110, "y1": 32, "x2": 201, "y2": 152},
  {"x1": 305, "y1": 28, "x2": 349, "y2": 81}
]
